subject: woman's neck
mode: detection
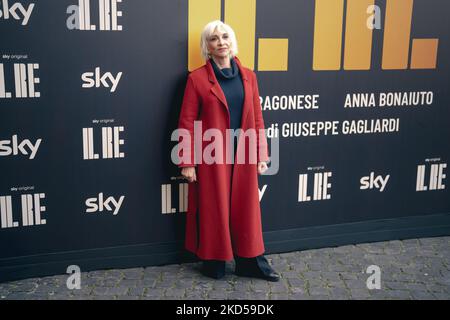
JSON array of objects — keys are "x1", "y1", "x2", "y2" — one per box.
[{"x1": 211, "y1": 56, "x2": 231, "y2": 69}]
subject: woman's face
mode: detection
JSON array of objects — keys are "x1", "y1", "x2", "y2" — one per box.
[{"x1": 207, "y1": 28, "x2": 231, "y2": 59}]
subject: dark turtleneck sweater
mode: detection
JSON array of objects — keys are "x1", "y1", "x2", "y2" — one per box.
[{"x1": 210, "y1": 57, "x2": 244, "y2": 131}]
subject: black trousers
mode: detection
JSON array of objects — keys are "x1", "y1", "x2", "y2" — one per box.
[
  {"x1": 234, "y1": 255, "x2": 273, "y2": 275},
  {"x1": 202, "y1": 255, "x2": 270, "y2": 275}
]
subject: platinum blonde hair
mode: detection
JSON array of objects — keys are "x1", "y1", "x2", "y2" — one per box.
[{"x1": 200, "y1": 20, "x2": 239, "y2": 61}]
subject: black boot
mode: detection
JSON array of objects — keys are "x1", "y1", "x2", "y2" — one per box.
[
  {"x1": 201, "y1": 260, "x2": 226, "y2": 279},
  {"x1": 235, "y1": 255, "x2": 280, "y2": 282}
]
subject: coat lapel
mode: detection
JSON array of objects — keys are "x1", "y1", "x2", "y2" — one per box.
[
  {"x1": 206, "y1": 56, "x2": 251, "y2": 128},
  {"x1": 234, "y1": 57, "x2": 251, "y2": 129},
  {"x1": 207, "y1": 59, "x2": 229, "y2": 112}
]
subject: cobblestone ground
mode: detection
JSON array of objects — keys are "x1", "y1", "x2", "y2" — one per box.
[{"x1": 1, "y1": 236, "x2": 449, "y2": 300}]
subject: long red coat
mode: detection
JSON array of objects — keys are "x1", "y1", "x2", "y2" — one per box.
[{"x1": 177, "y1": 56, "x2": 269, "y2": 261}]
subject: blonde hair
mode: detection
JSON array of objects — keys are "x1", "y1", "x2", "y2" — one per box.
[{"x1": 200, "y1": 20, "x2": 239, "y2": 61}]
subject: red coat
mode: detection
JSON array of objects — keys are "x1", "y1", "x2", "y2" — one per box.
[{"x1": 177, "y1": 56, "x2": 269, "y2": 261}]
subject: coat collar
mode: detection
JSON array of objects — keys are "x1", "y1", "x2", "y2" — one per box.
[
  {"x1": 206, "y1": 56, "x2": 251, "y2": 128},
  {"x1": 207, "y1": 56, "x2": 249, "y2": 83}
]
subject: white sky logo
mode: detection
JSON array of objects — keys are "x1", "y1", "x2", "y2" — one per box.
[
  {"x1": 0, "y1": 135, "x2": 42, "y2": 159},
  {"x1": 0, "y1": 1, "x2": 35, "y2": 25},
  {"x1": 85, "y1": 193, "x2": 125, "y2": 215},
  {"x1": 81, "y1": 67, "x2": 122, "y2": 93},
  {"x1": 360, "y1": 172, "x2": 390, "y2": 192}
]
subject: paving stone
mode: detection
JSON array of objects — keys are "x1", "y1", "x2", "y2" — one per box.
[
  {"x1": 248, "y1": 292, "x2": 269, "y2": 299},
  {"x1": 5, "y1": 292, "x2": 36, "y2": 300},
  {"x1": 328, "y1": 287, "x2": 351, "y2": 299},
  {"x1": 307, "y1": 263, "x2": 326, "y2": 271},
  {"x1": 69, "y1": 287, "x2": 93, "y2": 296},
  {"x1": 33, "y1": 285, "x2": 59, "y2": 295},
  {"x1": 227, "y1": 291, "x2": 251, "y2": 300},
  {"x1": 102, "y1": 278, "x2": 120, "y2": 287},
  {"x1": 282, "y1": 271, "x2": 302, "y2": 278},
  {"x1": 116, "y1": 295, "x2": 140, "y2": 300},
  {"x1": 106, "y1": 286, "x2": 129, "y2": 296},
  {"x1": 90, "y1": 295, "x2": 117, "y2": 300},
  {"x1": 308, "y1": 294, "x2": 331, "y2": 300},
  {"x1": 143, "y1": 271, "x2": 161, "y2": 279},
  {"x1": 173, "y1": 278, "x2": 195, "y2": 288},
  {"x1": 349, "y1": 288, "x2": 372, "y2": 299},
  {"x1": 384, "y1": 281, "x2": 409, "y2": 290},
  {"x1": 9, "y1": 283, "x2": 38, "y2": 292},
  {"x1": 326, "y1": 280, "x2": 347, "y2": 288},
  {"x1": 47, "y1": 293, "x2": 73, "y2": 300},
  {"x1": 117, "y1": 279, "x2": 139, "y2": 287},
  {"x1": 87, "y1": 270, "x2": 108, "y2": 278},
  {"x1": 123, "y1": 272, "x2": 144, "y2": 280},
  {"x1": 305, "y1": 279, "x2": 323, "y2": 288},
  {"x1": 80, "y1": 277, "x2": 102, "y2": 286},
  {"x1": 92, "y1": 286, "x2": 109, "y2": 295},
  {"x1": 232, "y1": 281, "x2": 252, "y2": 291},
  {"x1": 327, "y1": 264, "x2": 349, "y2": 272},
  {"x1": 184, "y1": 294, "x2": 205, "y2": 300},
  {"x1": 301, "y1": 271, "x2": 322, "y2": 279},
  {"x1": 269, "y1": 282, "x2": 289, "y2": 294},
  {"x1": 385, "y1": 290, "x2": 412, "y2": 300},
  {"x1": 431, "y1": 292, "x2": 450, "y2": 300},
  {"x1": 344, "y1": 279, "x2": 368, "y2": 290},
  {"x1": 269, "y1": 293, "x2": 289, "y2": 300},
  {"x1": 368, "y1": 290, "x2": 393, "y2": 300},
  {"x1": 338, "y1": 272, "x2": 359, "y2": 280},
  {"x1": 165, "y1": 288, "x2": 186, "y2": 299},
  {"x1": 207, "y1": 290, "x2": 228, "y2": 299},
  {"x1": 405, "y1": 283, "x2": 428, "y2": 292},
  {"x1": 288, "y1": 293, "x2": 310, "y2": 300},
  {"x1": 141, "y1": 278, "x2": 158, "y2": 287},
  {"x1": 308, "y1": 286, "x2": 329, "y2": 296},
  {"x1": 290, "y1": 286, "x2": 307, "y2": 295},
  {"x1": 425, "y1": 284, "x2": 449, "y2": 293},
  {"x1": 143, "y1": 288, "x2": 165, "y2": 298},
  {"x1": 287, "y1": 278, "x2": 306, "y2": 288},
  {"x1": 392, "y1": 273, "x2": 418, "y2": 282},
  {"x1": 153, "y1": 279, "x2": 176, "y2": 288},
  {"x1": 128, "y1": 287, "x2": 145, "y2": 296}
]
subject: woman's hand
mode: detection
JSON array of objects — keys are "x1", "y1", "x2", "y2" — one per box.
[
  {"x1": 181, "y1": 166, "x2": 197, "y2": 183},
  {"x1": 257, "y1": 162, "x2": 268, "y2": 175}
]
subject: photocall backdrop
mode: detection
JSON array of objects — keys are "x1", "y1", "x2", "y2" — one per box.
[{"x1": 1, "y1": 0, "x2": 449, "y2": 282}]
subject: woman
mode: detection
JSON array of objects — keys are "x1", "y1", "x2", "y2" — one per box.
[{"x1": 177, "y1": 20, "x2": 279, "y2": 282}]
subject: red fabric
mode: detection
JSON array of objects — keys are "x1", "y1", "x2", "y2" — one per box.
[{"x1": 177, "y1": 56, "x2": 269, "y2": 261}]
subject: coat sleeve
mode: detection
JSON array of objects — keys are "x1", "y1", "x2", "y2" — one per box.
[
  {"x1": 177, "y1": 74, "x2": 201, "y2": 168},
  {"x1": 251, "y1": 72, "x2": 270, "y2": 163}
]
